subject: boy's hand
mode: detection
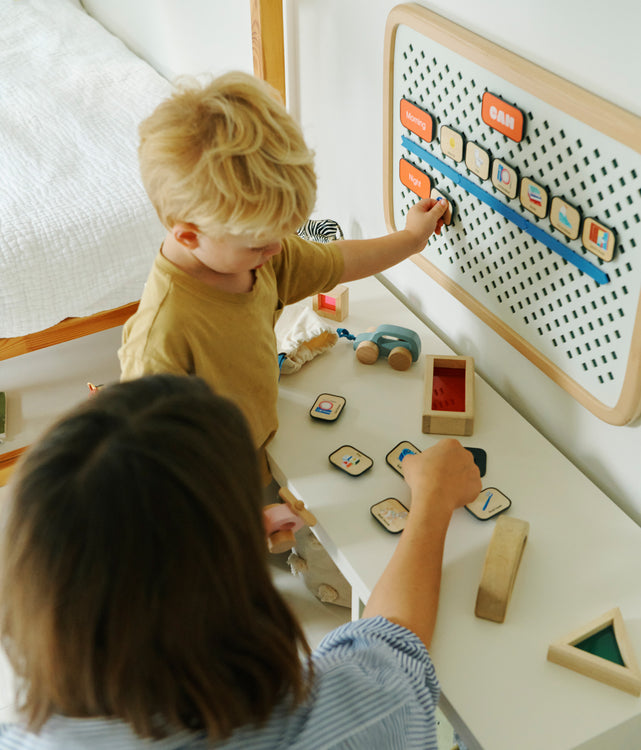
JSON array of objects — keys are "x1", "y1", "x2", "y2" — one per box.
[
  {"x1": 401, "y1": 438, "x2": 481, "y2": 517},
  {"x1": 337, "y1": 196, "x2": 450, "y2": 284},
  {"x1": 404, "y1": 197, "x2": 450, "y2": 250}
]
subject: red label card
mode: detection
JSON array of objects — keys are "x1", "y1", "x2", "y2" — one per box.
[
  {"x1": 400, "y1": 98, "x2": 434, "y2": 142},
  {"x1": 399, "y1": 158, "x2": 431, "y2": 199},
  {"x1": 481, "y1": 92, "x2": 525, "y2": 142}
]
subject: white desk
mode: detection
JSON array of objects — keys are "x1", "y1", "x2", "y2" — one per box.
[{"x1": 267, "y1": 276, "x2": 641, "y2": 750}]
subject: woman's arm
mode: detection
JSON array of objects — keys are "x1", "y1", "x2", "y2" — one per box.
[{"x1": 362, "y1": 439, "x2": 481, "y2": 647}]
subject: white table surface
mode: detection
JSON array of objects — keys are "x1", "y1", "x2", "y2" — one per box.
[{"x1": 267, "y1": 275, "x2": 641, "y2": 750}]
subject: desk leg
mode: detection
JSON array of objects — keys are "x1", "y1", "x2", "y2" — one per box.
[{"x1": 351, "y1": 587, "x2": 366, "y2": 621}]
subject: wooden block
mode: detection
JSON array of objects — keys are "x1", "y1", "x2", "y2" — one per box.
[
  {"x1": 313, "y1": 285, "x2": 349, "y2": 322},
  {"x1": 547, "y1": 608, "x2": 641, "y2": 696},
  {"x1": 267, "y1": 529, "x2": 296, "y2": 554},
  {"x1": 475, "y1": 516, "x2": 529, "y2": 623},
  {"x1": 263, "y1": 502, "x2": 304, "y2": 555},
  {"x1": 278, "y1": 487, "x2": 317, "y2": 527},
  {"x1": 422, "y1": 355, "x2": 474, "y2": 436}
]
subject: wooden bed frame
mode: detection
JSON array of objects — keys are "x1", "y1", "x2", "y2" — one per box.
[
  {"x1": 0, "y1": 302, "x2": 138, "y2": 362},
  {"x1": 0, "y1": 0, "x2": 285, "y2": 480}
]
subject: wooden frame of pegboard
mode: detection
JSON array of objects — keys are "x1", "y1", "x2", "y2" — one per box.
[{"x1": 384, "y1": 3, "x2": 641, "y2": 425}]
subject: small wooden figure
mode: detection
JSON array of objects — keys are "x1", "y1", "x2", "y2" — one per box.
[
  {"x1": 313, "y1": 284, "x2": 349, "y2": 322},
  {"x1": 422, "y1": 355, "x2": 474, "y2": 436},
  {"x1": 547, "y1": 608, "x2": 641, "y2": 696},
  {"x1": 475, "y1": 516, "x2": 529, "y2": 623},
  {"x1": 263, "y1": 488, "x2": 317, "y2": 554}
]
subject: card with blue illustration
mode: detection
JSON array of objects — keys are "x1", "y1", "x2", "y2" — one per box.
[{"x1": 386, "y1": 440, "x2": 420, "y2": 477}]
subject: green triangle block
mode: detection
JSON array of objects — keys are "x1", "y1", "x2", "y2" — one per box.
[{"x1": 575, "y1": 624, "x2": 624, "y2": 666}]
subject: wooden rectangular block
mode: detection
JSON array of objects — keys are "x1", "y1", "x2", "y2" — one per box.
[
  {"x1": 422, "y1": 355, "x2": 474, "y2": 436},
  {"x1": 475, "y1": 516, "x2": 529, "y2": 623},
  {"x1": 313, "y1": 284, "x2": 349, "y2": 322}
]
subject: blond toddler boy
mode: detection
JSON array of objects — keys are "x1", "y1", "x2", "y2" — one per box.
[{"x1": 119, "y1": 71, "x2": 449, "y2": 480}]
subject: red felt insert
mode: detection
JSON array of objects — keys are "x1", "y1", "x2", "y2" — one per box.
[
  {"x1": 319, "y1": 294, "x2": 336, "y2": 311},
  {"x1": 432, "y1": 367, "x2": 466, "y2": 412}
]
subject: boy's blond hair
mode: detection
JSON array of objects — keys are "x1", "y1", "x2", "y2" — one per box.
[{"x1": 138, "y1": 71, "x2": 317, "y2": 241}]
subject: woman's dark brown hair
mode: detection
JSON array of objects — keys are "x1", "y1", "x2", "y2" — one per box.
[{"x1": 0, "y1": 375, "x2": 312, "y2": 740}]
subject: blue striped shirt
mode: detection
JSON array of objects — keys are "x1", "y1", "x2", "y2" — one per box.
[{"x1": 0, "y1": 617, "x2": 440, "y2": 749}]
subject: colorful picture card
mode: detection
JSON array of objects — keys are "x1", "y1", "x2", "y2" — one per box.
[
  {"x1": 329, "y1": 445, "x2": 373, "y2": 477},
  {"x1": 310, "y1": 393, "x2": 346, "y2": 422}
]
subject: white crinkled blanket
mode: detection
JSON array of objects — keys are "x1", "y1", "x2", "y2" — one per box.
[{"x1": 0, "y1": 0, "x2": 171, "y2": 336}]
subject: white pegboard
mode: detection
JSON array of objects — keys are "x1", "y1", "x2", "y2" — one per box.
[{"x1": 384, "y1": 4, "x2": 641, "y2": 424}]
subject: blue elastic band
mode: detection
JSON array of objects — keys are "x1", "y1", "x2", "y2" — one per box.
[
  {"x1": 336, "y1": 328, "x2": 356, "y2": 341},
  {"x1": 277, "y1": 352, "x2": 287, "y2": 380},
  {"x1": 401, "y1": 135, "x2": 609, "y2": 286}
]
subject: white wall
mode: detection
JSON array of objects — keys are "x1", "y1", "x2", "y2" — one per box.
[
  {"x1": 80, "y1": 0, "x2": 252, "y2": 81},
  {"x1": 288, "y1": 0, "x2": 641, "y2": 526},
  {"x1": 80, "y1": 0, "x2": 641, "y2": 525}
]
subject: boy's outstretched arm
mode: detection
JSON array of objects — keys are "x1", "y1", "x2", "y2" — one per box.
[
  {"x1": 362, "y1": 439, "x2": 481, "y2": 648},
  {"x1": 337, "y1": 198, "x2": 449, "y2": 283}
]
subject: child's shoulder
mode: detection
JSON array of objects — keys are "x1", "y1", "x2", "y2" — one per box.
[{"x1": 277, "y1": 233, "x2": 341, "y2": 266}]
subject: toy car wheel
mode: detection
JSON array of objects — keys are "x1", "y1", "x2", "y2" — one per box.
[
  {"x1": 388, "y1": 346, "x2": 413, "y2": 371},
  {"x1": 356, "y1": 340, "x2": 379, "y2": 365}
]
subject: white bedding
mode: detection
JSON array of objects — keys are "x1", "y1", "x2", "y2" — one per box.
[{"x1": 0, "y1": 0, "x2": 172, "y2": 337}]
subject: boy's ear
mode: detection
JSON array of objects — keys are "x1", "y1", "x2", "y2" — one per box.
[{"x1": 172, "y1": 223, "x2": 200, "y2": 250}]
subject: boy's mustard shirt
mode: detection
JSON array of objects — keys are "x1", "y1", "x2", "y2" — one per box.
[{"x1": 118, "y1": 234, "x2": 344, "y2": 450}]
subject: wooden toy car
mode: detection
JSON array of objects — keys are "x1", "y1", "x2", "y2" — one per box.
[{"x1": 352, "y1": 325, "x2": 421, "y2": 371}]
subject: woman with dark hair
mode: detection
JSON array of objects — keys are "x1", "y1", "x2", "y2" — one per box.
[{"x1": 0, "y1": 374, "x2": 480, "y2": 749}]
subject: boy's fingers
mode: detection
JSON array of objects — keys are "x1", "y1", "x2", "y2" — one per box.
[
  {"x1": 413, "y1": 197, "x2": 447, "y2": 214},
  {"x1": 433, "y1": 198, "x2": 449, "y2": 214}
]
